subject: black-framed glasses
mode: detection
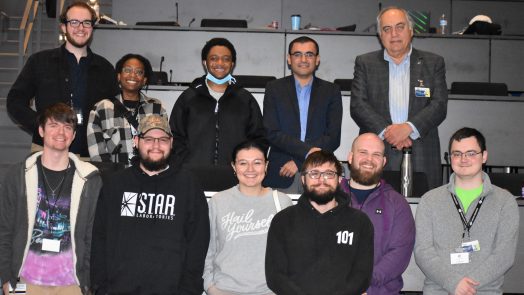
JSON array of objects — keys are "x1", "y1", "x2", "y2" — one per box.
[
  {"x1": 290, "y1": 51, "x2": 317, "y2": 59},
  {"x1": 65, "y1": 19, "x2": 94, "y2": 28},
  {"x1": 303, "y1": 170, "x2": 338, "y2": 180},
  {"x1": 139, "y1": 136, "x2": 171, "y2": 145},
  {"x1": 450, "y1": 150, "x2": 482, "y2": 159}
]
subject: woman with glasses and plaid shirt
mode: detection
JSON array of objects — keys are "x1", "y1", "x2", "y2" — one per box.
[{"x1": 87, "y1": 54, "x2": 167, "y2": 165}]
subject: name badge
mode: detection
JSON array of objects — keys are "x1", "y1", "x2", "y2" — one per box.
[
  {"x1": 450, "y1": 252, "x2": 470, "y2": 264},
  {"x1": 461, "y1": 240, "x2": 480, "y2": 252},
  {"x1": 73, "y1": 107, "x2": 84, "y2": 125},
  {"x1": 42, "y1": 238, "x2": 61, "y2": 252},
  {"x1": 415, "y1": 87, "x2": 431, "y2": 98},
  {"x1": 130, "y1": 125, "x2": 138, "y2": 136}
]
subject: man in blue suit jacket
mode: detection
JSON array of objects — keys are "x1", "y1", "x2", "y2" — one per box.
[
  {"x1": 351, "y1": 7, "x2": 448, "y2": 190},
  {"x1": 263, "y1": 36, "x2": 342, "y2": 193}
]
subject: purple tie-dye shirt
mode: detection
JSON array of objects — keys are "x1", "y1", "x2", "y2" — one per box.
[{"x1": 20, "y1": 162, "x2": 76, "y2": 286}]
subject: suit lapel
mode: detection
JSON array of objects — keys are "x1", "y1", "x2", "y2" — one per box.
[
  {"x1": 374, "y1": 51, "x2": 391, "y2": 121},
  {"x1": 286, "y1": 76, "x2": 301, "y2": 125},
  {"x1": 306, "y1": 77, "x2": 320, "y2": 138},
  {"x1": 409, "y1": 49, "x2": 422, "y2": 118}
]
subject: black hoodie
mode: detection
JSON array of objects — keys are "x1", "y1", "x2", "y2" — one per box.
[
  {"x1": 265, "y1": 191, "x2": 374, "y2": 295},
  {"x1": 91, "y1": 159, "x2": 210, "y2": 295}
]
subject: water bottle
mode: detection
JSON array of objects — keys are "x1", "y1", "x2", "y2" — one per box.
[
  {"x1": 401, "y1": 147, "x2": 413, "y2": 197},
  {"x1": 439, "y1": 14, "x2": 448, "y2": 35}
]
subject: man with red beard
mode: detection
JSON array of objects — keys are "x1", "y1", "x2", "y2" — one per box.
[
  {"x1": 7, "y1": 1, "x2": 118, "y2": 158},
  {"x1": 91, "y1": 115, "x2": 210, "y2": 294},
  {"x1": 340, "y1": 133, "x2": 415, "y2": 295},
  {"x1": 265, "y1": 150, "x2": 373, "y2": 295}
]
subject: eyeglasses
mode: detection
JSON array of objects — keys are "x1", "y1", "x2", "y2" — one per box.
[
  {"x1": 122, "y1": 67, "x2": 145, "y2": 77},
  {"x1": 139, "y1": 136, "x2": 171, "y2": 145},
  {"x1": 303, "y1": 170, "x2": 338, "y2": 180},
  {"x1": 290, "y1": 51, "x2": 317, "y2": 59},
  {"x1": 381, "y1": 23, "x2": 407, "y2": 34},
  {"x1": 450, "y1": 150, "x2": 483, "y2": 159},
  {"x1": 208, "y1": 55, "x2": 233, "y2": 63},
  {"x1": 65, "y1": 19, "x2": 94, "y2": 28}
]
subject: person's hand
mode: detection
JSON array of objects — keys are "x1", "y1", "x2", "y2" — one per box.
[
  {"x1": 384, "y1": 123, "x2": 412, "y2": 148},
  {"x1": 306, "y1": 147, "x2": 321, "y2": 158},
  {"x1": 3, "y1": 282, "x2": 11, "y2": 294},
  {"x1": 393, "y1": 137, "x2": 413, "y2": 150},
  {"x1": 279, "y1": 160, "x2": 298, "y2": 178},
  {"x1": 455, "y1": 277, "x2": 479, "y2": 295}
]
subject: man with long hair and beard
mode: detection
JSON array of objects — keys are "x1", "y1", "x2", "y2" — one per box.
[
  {"x1": 265, "y1": 150, "x2": 373, "y2": 295},
  {"x1": 340, "y1": 133, "x2": 415, "y2": 295},
  {"x1": 90, "y1": 114, "x2": 210, "y2": 295}
]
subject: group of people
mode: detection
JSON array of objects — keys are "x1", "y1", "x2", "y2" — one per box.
[{"x1": 0, "y1": 1, "x2": 519, "y2": 295}]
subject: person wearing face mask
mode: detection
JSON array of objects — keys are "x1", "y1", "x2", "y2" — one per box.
[
  {"x1": 169, "y1": 38, "x2": 265, "y2": 170},
  {"x1": 87, "y1": 54, "x2": 167, "y2": 165}
]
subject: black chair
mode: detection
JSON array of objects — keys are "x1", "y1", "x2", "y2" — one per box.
[
  {"x1": 382, "y1": 171, "x2": 429, "y2": 197},
  {"x1": 234, "y1": 75, "x2": 276, "y2": 88},
  {"x1": 135, "y1": 21, "x2": 179, "y2": 27},
  {"x1": 150, "y1": 71, "x2": 168, "y2": 85},
  {"x1": 336, "y1": 24, "x2": 356, "y2": 32},
  {"x1": 450, "y1": 82, "x2": 508, "y2": 96},
  {"x1": 487, "y1": 173, "x2": 524, "y2": 196},
  {"x1": 333, "y1": 79, "x2": 353, "y2": 91},
  {"x1": 463, "y1": 21, "x2": 502, "y2": 35},
  {"x1": 200, "y1": 19, "x2": 247, "y2": 28}
]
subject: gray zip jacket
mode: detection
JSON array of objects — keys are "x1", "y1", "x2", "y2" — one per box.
[
  {"x1": 0, "y1": 152, "x2": 102, "y2": 294},
  {"x1": 415, "y1": 172, "x2": 519, "y2": 294}
]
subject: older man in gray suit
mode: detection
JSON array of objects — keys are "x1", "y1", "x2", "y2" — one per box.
[{"x1": 350, "y1": 6, "x2": 448, "y2": 190}]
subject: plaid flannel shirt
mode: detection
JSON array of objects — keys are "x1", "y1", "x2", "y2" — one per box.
[{"x1": 87, "y1": 92, "x2": 167, "y2": 164}]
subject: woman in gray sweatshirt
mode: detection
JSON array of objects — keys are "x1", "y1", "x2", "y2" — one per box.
[{"x1": 203, "y1": 140, "x2": 293, "y2": 295}]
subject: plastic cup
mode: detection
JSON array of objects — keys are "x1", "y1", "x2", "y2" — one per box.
[{"x1": 291, "y1": 15, "x2": 301, "y2": 30}]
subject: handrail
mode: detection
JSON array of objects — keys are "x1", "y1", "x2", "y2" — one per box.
[
  {"x1": 19, "y1": 0, "x2": 33, "y2": 30},
  {"x1": 17, "y1": 0, "x2": 40, "y2": 70},
  {"x1": 22, "y1": 2, "x2": 40, "y2": 52},
  {"x1": 0, "y1": 11, "x2": 8, "y2": 45}
]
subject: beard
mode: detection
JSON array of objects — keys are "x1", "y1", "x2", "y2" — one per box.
[
  {"x1": 302, "y1": 183, "x2": 339, "y2": 205},
  {"x1": 350, "y1": 161, "x2": 382, "y2": 186},
  {"x1": 141, "y1": 156, "x2": 169, "y2": 172},
  {"x1": 138, "y1": 149, "x2": 170, "y2": 172},
  {"x1": 65, "y1": 30, "x2": 92, "y2": 48}
]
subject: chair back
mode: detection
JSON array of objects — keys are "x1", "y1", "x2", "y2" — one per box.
[
  {"x1": 234, "y1": 75, "x2": 276, "y2": 88},
  {"x1": 450, "y1": 82, "x2": 508, "y2": 96},
  {"x1": 333, "y1": 79, "x2": 353, "y2": 91},
  {"x1": 201, "y1": 19, "x2": 247, "y2": 28}
]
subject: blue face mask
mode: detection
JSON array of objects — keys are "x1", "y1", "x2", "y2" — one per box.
[{"x1": 206, "y1": 72, "x2": 234, "y2": 85}]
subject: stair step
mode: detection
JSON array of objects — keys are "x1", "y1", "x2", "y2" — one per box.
[
  {"x1": 0, "y1": 163, "x2": 17, "y2": 186},
  {"x1": 8, "y1": 14, "x2": 59, "y2": 29},
  {"x1": 0, "y1": 81, "x2": 13, "y2": 98},
  {"x1": 0, "y1": 126, "x2": 32, "y2": 161},
  {"x1": 6, "y1": 28, "x2": 59, "y2": 43},
  {"x1": 0, "y1": 67, "x2": 18, "y2": 82},
  {"x1": 0, "y1": 143, "x2": 31, "y2": 165},
  {"x1": 1, "y1": 39, "x2": 56, "y2": 52},
  {"x1": 0, "y1": 125, "x2": 31, "y2": 140},
  {"x1": 0, "y1": 98, "x2": 21, "y2": 127}
]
